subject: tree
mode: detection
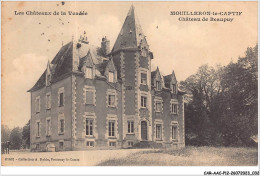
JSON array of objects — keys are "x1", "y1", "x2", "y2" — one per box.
[
  {"x1": 1, "y1": 125, "x2": 11, "y2": 142},
  {"x1": 181, "y1": 64, "x2": 222, "y2": 146},
  {"x1": 220, "y1": 45, "x2": 258, "y2": 146},
  {"x1": 182, "y1": 44, "x2": 258, "y2": 147},
  {"x1": 22, "y1": 120, "x2": 30, "y2": 149},
  {"x1": 9, "y1": 127, "x2": 22, "y2": 150}
]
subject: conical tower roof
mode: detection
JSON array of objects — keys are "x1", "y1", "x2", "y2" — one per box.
[{"x1": 112, "y1": 5, "x2": 148, "y2": 53}]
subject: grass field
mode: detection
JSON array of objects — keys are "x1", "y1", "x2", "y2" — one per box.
[{"x1": 98, "y1": 146, "x2": 258, "y2": 166}]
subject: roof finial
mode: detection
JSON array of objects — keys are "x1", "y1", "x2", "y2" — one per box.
[{"x1": 127, "y1": 4, "x2": 135, "y2": 16}]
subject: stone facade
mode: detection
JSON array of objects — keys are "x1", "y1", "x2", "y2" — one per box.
[{"x1": 28, "y1": 5, "x2": 185, "y2": 151}]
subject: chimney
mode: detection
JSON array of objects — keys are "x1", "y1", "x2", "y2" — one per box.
[{"x1": 101, "y1": 36, "x2": 110, "y2": 56}]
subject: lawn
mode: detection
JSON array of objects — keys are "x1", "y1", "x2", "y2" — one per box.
[{"x1": 98, "y1": 146, "x2": 258, "y2": 166}]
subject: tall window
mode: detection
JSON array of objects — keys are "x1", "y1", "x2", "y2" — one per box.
[
  {"x1": 86, "y1": 67, "x2": 93, "y2": 79},
  {"x1": 86, "y1": 119, "x2": 93, "y2": 136},
  {"x1": 127, "y1": 121, "x2": 134, "y2": 134},
  {"x1": 46, "y1": 94, "x2": 51, "y2": 109},
  {"x1": 156, "y1": 81, "x2": 161, "y2": 90},
  {"x1": 108, "y1": 95, "x2": 115, "y2": 107},
  {"x1": 156, "y1": 124, "x2": 162, "y2": 140},
  {"x1": 172, "y1": 125, "x2": 178, "y2": 140},
  {"x1": 36, "y1": 122, "x2": 40, "y2": 137},
  {"x1": 155, "y1": 101, "x2": 162, "y2": 112},
  {"x1": 108, "y1": 71, "x2": 114, "y2": 83},
  {"x1": 109, "y1": 142, "x2": 116, "y2": 147},
  {"x1": 108, "y1": 121, "x2": 115, "y2": 137},
  {"x1": 86, "y1": 141, "x2": 94, "y2": 147},
  {"x1": 59, "y1": 92, "x2": 64, "y2": 106},
  {"x1": 46, "y1": 119, "x2": 51, "y2": 136},
  {"x1": 86, "y1": 90, "x2": 94, "y2": 104},
  {"x1": 141, "y1": 96, "x2": 147, "y2": 108},
  {"x1": 59, "y1": 142, "x2": 64, "y2": 149},
  {"x1": 141, "y1": 73, "x2": 147, "y2": 85},
  {"x1": 171, "y1": 104, "x2": 177, "y2": 114},
  {"x1": 60, "y1": 119, "x2": 64, "y2": 134},
  {"x1": 172, "y1": 84, "x2": 177, "y2": 94},
  {"x1": 36, "y1": 97, "x2": 40, "y2": 113}
]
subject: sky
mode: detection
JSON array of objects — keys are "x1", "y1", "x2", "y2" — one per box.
[{"x1": 1, "y1": 1, "x2": 258, "y2": 128}]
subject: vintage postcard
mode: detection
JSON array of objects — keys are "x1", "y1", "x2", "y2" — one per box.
[{"x1": 1, "y1": 1, "x2": 258, "y2": 171}]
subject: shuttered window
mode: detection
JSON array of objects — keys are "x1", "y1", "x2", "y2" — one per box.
[{"x1": 86, "y1": 91, "x2": 94, "y2": 104}]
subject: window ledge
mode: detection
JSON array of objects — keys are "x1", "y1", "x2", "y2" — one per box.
[
  {"x1": 36, "y1": 112, "x2": 40, "y2": 114},
  {"x1": 46, "y1": 108, "x2": 51, "y2": 110},
  {"x1": 108, "y1": 105, "x2": 116, "y2": 108},
  {"x1": 86, "y1": 145, "x2": 95, "y2": 148},
  {"x1": 85, "y1": 103, "x2": 95, "y2": 106},
  {"x1": 108, "y1": 136, "x2": 117, "y2": 139},
  {"x1": 59, "y1": 105, "x2": 64, "y2": 107},
  {"x1": 46, "y1": 135, "x2": 51, "y2": 137},
  {"x1": 59, "y1": 133, "x2": 64, "y2": 135},
  {"x1": 36, "y1": 136, "x2": 40, "y2": 138},
  {"x1": 85, "y1": 135, "x2": 94, "y2": 138},
  {"x1": 172, "y1": 139, "x2": 178, "y2": 143},
  {"x1": 141, "y1": 107, "x2": 147, "y2": 109},
  {"x1": 126, "y1": 133, "x2": 135, "y2": 135},
  {"x1": 170, "y1": 112, "x2": 178, "y2": 115},
  {"x1": 155, "y1": 139, "x2": 163, "y2": 142}
]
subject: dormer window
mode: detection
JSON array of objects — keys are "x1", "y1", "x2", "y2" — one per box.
[
  {"x1": 141, "y1": 73, "x2": 147, "y2": 85},
  {"x1": 108, "y1": 71, "x2": 114, "y2": 83},
  {"x1": 46, "y1": 61, "x2": 52, "y2": 86},
  {"x1": 46, "y1": 74, "x2": 51, "y2": 86},
  {"x1": 156, "y1": 81, "x2": 161, "y2": 90},
  {"x1": 86, "y1": 67, "x2": 93, "y2": 79},
  {"x1": 172, "y1": 84, "x2": 177, "y2": 94},
  {"x1": 141, "y1": 47, "x2": 148, "y2": 57}
]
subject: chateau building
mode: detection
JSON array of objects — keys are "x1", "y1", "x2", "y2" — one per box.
[{"x1": 28, "y1": 5, "x2": 185, "y2": 151}]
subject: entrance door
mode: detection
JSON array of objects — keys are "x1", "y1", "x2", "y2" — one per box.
[{"x1": 141, "y1": 121, "x2": 147, "y2": 140}]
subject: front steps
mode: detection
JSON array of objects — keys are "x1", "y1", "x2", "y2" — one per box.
[{"x1": 132, "y1": 141, "x2": 163, "y2": 149}]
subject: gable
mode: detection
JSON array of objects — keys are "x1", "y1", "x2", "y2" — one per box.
[{"x1": 104, "y1": 59, "x2": 117, "y2": 82}]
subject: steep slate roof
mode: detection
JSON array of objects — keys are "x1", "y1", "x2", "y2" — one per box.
[
  {"x1": 28, "y1": 42, "x2": 73, "y2": 92},
  {"x1": 78, "y1": 43, "x2": 105, "y2": 65},
  {"x1": 96, "y1": 60, "x2": 109, "y2": 75},
  {"x1": 163, "y1": 75, "x2": 172, "y2": 88},
  {"x1": 164, "y1": 70, "x2": 177, "y2": 88},
  {"x1": 28, "y1": 40, "x2": 108, "y2": 92},
  {"x1": 112, "y1": 5, "x2": 148, "y2": 53}
]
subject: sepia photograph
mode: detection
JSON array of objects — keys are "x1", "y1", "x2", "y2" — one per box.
[{"x1": 1, "y1": 0, "x2": 258, "y2": 172}]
